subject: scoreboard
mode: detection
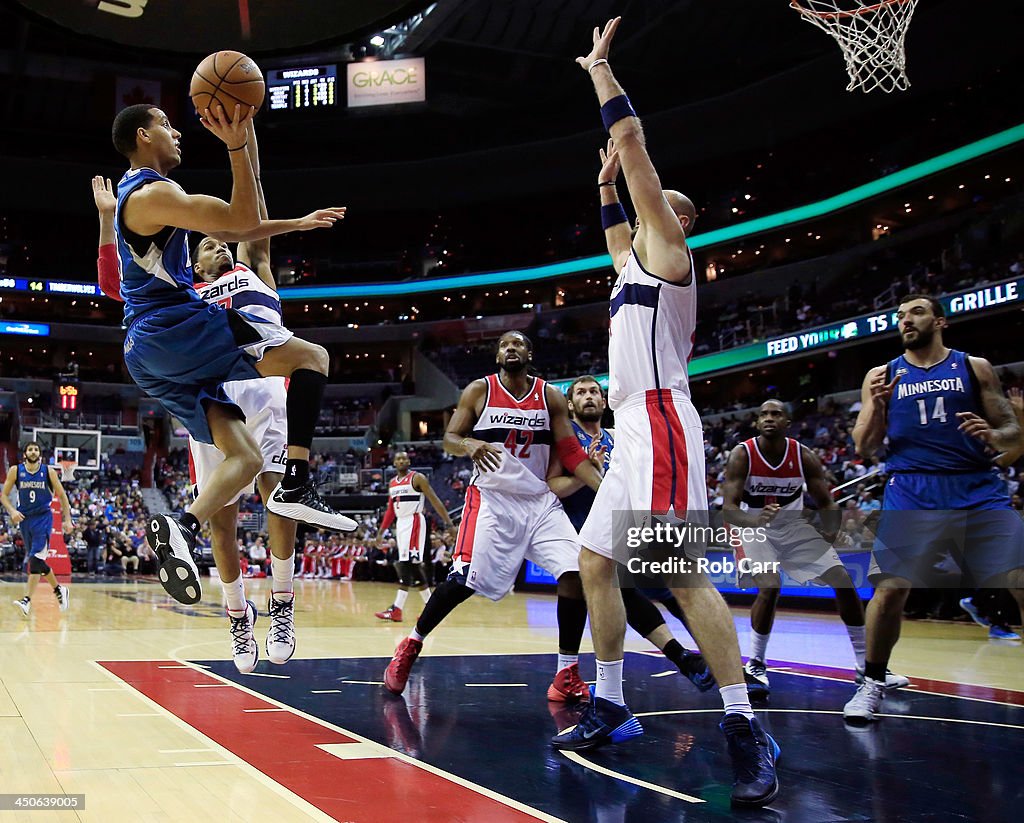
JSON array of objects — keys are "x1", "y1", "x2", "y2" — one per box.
[{"x1": 267, "y1": 65, "x2": 338, "y2": 112}]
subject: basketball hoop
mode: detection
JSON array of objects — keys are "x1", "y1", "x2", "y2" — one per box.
[
  {"x1": 59, "y1": 460, "x2": 77, "y2": 484},
  {"x1": 790, "y1": 0, "x2": 919, "y2": 93}
]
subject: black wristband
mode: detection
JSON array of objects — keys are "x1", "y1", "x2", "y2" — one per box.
[
  {"x1": 598, "y1": 181, "x2": 616, "y2": 187},
  {"x1": 600, "y1": 94, "x2": 637, "y2": 132},
  {"x1": 227, "y1": 142, "x2": 248, "y2": 152}
]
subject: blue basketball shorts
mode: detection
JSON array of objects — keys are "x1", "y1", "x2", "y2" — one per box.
[
  {"x1": 871, "y1": 471, "x2": 1024, "y2": 586},
  {"x1": 124, "y1": 301, "x2": 293, "y2": 445},
  {"x1": 20, "y1": 510, "x2": 51, "y2": 561}
]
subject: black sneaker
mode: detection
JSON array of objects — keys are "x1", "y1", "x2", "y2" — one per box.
[
  {"x1": 677, "y1": 649, "x2": 716, "y2": 692},
  {"x1": 147, "y1": 514, "x2": 202, "y2": 605},
  {"x1": 745, "y1": 658, "x2": 771, "y2": 700},
  {"x1": 550, "y1": 694, "x2": 644, "y2": 752},
  {"x1": 266, "y1": 481, "x2": 358, "y2": 532},
  {"x1": 720, "y1": 713, "x2": 781, "y2": 808}
]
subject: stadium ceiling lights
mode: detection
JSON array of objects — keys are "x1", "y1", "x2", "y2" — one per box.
[{"x1": 279, "y1": 122, "x2": 1024, "y2": 301}]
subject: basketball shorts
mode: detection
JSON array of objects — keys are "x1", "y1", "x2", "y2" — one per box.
[
  {"x1": 20, "y1": 510, "x2": 51, "y2": 561},
  {"x1": 395, "y1": 513, "x2": 427, "y2": 563},
  {"x1": 124, "y1": 301, "x2": 293, "y2": 445},
  {"x1": 189, "y1": 376, "x2": 288, "y2": 505},
  {"x1": 735, "y1": 518, "x2": 844, "y2": 586},
  {"x1": 579, "y1": 389, "x2": 707, "y2": 564},
  {"x1": 450, "y1": 486, "x2": 579, "y2": 600},
  {"x1": 870, "y1": 471, "x2": 1024, "y2": 586}
]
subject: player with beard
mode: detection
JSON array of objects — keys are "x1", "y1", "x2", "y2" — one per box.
[
  {"x1": 93, "y1": 119, "x2": 346, "y2": 668},
  {"x1": 845, "y1": 294, "x2": 1024, "y2": 723},
  {"x1": 549, "y1": 375, "x2": 715, "y2": 692},
  {"x1": 383, "y1": 331, "x2": 603, "y2": 703}
]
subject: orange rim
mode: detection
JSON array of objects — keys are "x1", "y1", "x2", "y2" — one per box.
[{"x1": 790, "y1": 0, "x2": 913, "y2": 21}]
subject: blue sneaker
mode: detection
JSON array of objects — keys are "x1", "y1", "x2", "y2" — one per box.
[
  {"x1": 721, "y1": 714, "x2": 781, "y2": 808},
  {"x1": 550, "y1": 695, "x2": 643, "y2": 751},
  {"x1": 959, "y1": 597, "x2": 991, "y2": 628},
  {"x1": 678, "y1": 649, "x2": 716, "y2": 692},
  {"x1": 989, "y1": 625, "x2": 1022, "y2": 641}
]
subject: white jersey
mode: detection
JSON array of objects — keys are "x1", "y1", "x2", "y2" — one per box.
[
  {"x1": 607, "y1": 249, "x2": 697, "y2": 409},
  {"x1": 389, "y1": 471, "x2": 425, "y2": 518},
  {"x1": 740, "y1": 437, "x2": 806, "y2": 513},
  {"x1": 195, "y1": 264, "x2": 283, "y2": 325},
  {"x1": 470, "y1": 374, "x2": 552, "y2": 496}
]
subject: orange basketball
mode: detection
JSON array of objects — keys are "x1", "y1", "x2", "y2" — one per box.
[{"x1": 189, "y1": 51, "x2": 265, "y2": 117}]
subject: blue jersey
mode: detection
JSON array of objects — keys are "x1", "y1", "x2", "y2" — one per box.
[
  {"x1": 562, "y1": 421, "x2": 614, "y2": 532},
  {"x1": 116, "y1": 167, "x2": 201, "y2": 324},
  {"x1": 885, "y1": 349, "x2": 991, "y2": 473},
  {"x1": 16, "y1": 463, "x2": 52, "y2": 517}
]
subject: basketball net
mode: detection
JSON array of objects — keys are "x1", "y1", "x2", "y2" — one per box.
[
  {"x1": 791, "y1": 0, "x2": 918, "y2": 93},
  {"x1": 59, "y1": 460, "x2": 77, "y2": 484}
]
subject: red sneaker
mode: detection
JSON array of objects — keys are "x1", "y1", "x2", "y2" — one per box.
[
  {"x1": 547, "y1": 662, "x2": 590, "y2": 703},
  {"x1": 375, "y1": 606, "x2": 403, "y2": 622},
  {"x1": 384, "y1": 637, "x2": 423, "y2": 695}
]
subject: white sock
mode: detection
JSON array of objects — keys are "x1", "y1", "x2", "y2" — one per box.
[
  {"x1": 222, "y1": 575, "x2": 246, "y2": 615},
  {"x1": 749, "y1": 629, "x2": 771, "y2": 663},
  {"x1": 394, "y1": 589, "x2": 409, "y2": 610},
  {"x1": 271, "y1": 554, "x2": 294, "y2": 594},
  {"x1": 557, "y1": 653, "x2": 578, "y2": 674},
  {"x1": 410, "y1": 628, "x2": 425, "y2": 642},
  {"x1": 419, "y1": 587, "x2": 432, "y2": 604},
  {"x1": 847, "y1": 624, "x2": 867, "y2": 670},
  {"x1": 720, "y1": 683, "x2": 755, "y2": 719},
  {"x1": 594, "y1": 659, "x2": 624, "y2": 705}
]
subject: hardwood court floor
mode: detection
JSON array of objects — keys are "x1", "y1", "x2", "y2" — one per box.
[{"x1": 1, "y1": 575, "x2": 1022, "y2": 822}]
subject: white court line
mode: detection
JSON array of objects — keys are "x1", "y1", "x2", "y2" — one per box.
[
  {"x1": 560, "y1": 752, "x2": 704, "y2": 804},
  {"x1": 173, "y1": 760, "x2": 232, "y2": 767},
  {"x1": 175, "y1": 662, "x2": 566, "y2": 822},
  {"x1": 240, "y1": 672, "x2": 290, "y2": 680},
  {"x1": 242, "y1": 708, "x2": 287, "y2": 713},
  {"x1": 465, "y1": 683, "x2": 527, "y2": 688},
  {"x1": 159, "y1": 748, "x2": 216, "y2": 754},
  {"x1": 651, "y1": 670, "x2": 677, "y2": 678},
  {"x1": 338, "y1": 680, "x2": 385, "y2": 686},
  {"x1": 633, "y1": 707, "x2": 1024, "y2": 731},
  {"x1": 311, "y1": 689, "x2": 342, "y2": 694}
]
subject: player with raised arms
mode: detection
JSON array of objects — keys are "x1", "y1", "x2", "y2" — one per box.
[{"x1": 549, "y1": 18, "x2": 780, "y2": 809}]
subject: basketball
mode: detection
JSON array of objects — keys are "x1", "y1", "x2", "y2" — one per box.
[{"x1": 189, "y1": 50, "x2": 265, "y2": 117}]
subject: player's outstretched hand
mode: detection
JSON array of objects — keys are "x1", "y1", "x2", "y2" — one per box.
[
  {"x1": 598, "y1": 139, "x2": 621, "y2": 185},
  {"x1": 296, "y1": 208, "x2": 347, "y2": 231},
  {"x1": 576, "y1": 16, "x2": 621, "y2": 72},
  {"x1": 956, "y1": 411, "x2": 994, "y2": 445},
  {"x1": 200, "y1": 103, "x2": 255, "y2": 150},
  {"x1": 1008, "y1": 386, "x2": 1023, "y2": 418},
  {"x1": 868, "y1": 370, "x2": 900, "y2": 406},
  {"x1": 465, "y1": 439, "x2": 502, "y2": 472},
  {"x1": 91, "y1": 175, "x2": 116, "y2": 215}
]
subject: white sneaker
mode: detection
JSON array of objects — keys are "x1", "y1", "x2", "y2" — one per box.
[
  {"x1": 266, "y1": 481, "x2": 358, "y2": 532},
  {"x1": 229, "y1": 600, "x2": 259, "y2": 674},
  {"x1": 843, "y1": 677, "x2": 886, "y2": 724},
  {"x1": 856, "y1": 666, "x2": 909, "y2": 690},
  {"x1": 55, "y1": 585, "x2": 70, "y2": 612},
  {"x1": 744, "y1": 659, "x2": 770, "y2": 698},
  {"x1": 12, "y1": 597, "x2": 29, "y2": 617},
  {"x1": 147, "y1": 514, "x2": 201, "y2": 604},
  {"x1": 266, "y1": 593, "x2": 296, "y2": 665}
]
